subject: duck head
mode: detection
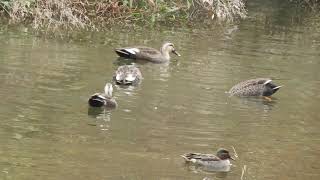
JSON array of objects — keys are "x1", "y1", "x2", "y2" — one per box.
[
  {"x1": 216, "y1": 148, "x2": 235, "y2": 160},
  {"x1": 104, "y1": 83, "x2": 113, "y2": 97},
  {"x1": 161, "y1": 42, "x2": 181, "y2": 57}
]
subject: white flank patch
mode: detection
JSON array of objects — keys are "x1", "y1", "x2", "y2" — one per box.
[
  {"x1": 125, "y1": 74, "x2": 135, "y2": 82},
  {"x1": 263, "y1": 79, "x2": 272, "y2": 85},
  {"x1": 190, "y1": 159, "x2": 197, "y2": 163},
  {"x1": 126, "y1": 48, "x2": 140, "y2": 54},
  {"x1": 97, "y1": 94, "x2": 106, "y2": 100}
]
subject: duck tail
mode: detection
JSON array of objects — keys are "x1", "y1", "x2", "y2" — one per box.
[
  {"x1": 88, "y1": 94, "x2": 106, "y2": 107},
  {"x1": 180, "y1": 154, "x2": 192, "y2": 162},
  {"x1": 115, "y1": 49, "x2": 131, "y2": 58},
  {"x1": 88, "y1": 99, "x2": 104, "y2": 107},
  {"x1": 115, "y1": 48, "x2": 139, "y2": 59}
]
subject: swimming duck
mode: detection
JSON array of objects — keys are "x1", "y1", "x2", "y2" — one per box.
[
  {"x1": 229, "y1": 78, "x2": 282, "y2": 98},
  {"x1": 115, "y1": 42, "x2": 181, "y2": 63},
  {"x1": 181, "y1": 148, "x2": 234, "y2": 168},
  {"x1": 113, "y1": 65, "x2": 142, "y2": 85},
  {"x1": 88, "y1": 83, "x2": 117, "y2": 108}
]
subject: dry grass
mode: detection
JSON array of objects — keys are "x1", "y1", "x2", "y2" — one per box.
[
  {"x1": 0, "y1": 0, "x2": 248, "y2": 31},
  {"x1": 4, "y1": 0, "x2": 32, "y2": 23},
  {"x1": 189, "y1": 0, "x2": 247, "y2": 22},
  {"x1": 32, "y1": 0, "x2": 94, "y2": 31},
  {"x1": 1, "y1": 0, "x2": 320, "y2": 32},
  {"x1": 290, "y1": 0, "x2": 320, "y2": 11},
  {"x1": 232, "y1": 146, "x2": 239, "y2": 159},
  {"x1": 241, "y1": 165, "x2": 247, "y2": 180}
]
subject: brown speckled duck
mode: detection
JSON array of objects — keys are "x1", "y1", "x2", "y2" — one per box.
[
  {"x1": 115, "y1": 42, "x2": 181, "y2": 63},
  {"x1": 229, "y1": 78, "x2": 282, "y2": 98},
  {"x1": 113, "y1": 65, "x2": 142, "y2": 85}
]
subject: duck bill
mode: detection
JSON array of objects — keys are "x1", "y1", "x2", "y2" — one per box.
[
  {"x1": 172, "y1": 50, "x2": 181, "y2": 57},
  {"x1": 230, "y1": 156, "x2": 236, "y2": 161}
]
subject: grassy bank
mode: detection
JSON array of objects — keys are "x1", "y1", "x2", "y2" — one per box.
[
  {"x1": 0, "y1": 0, "x2": 247, "y2": 31},
  {"x1": 0, "y1": 0, "x2": 319, "y2": 32}
]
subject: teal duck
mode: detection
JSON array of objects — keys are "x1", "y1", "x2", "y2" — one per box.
[
  {"x1": 181, "y1": 148, "x2": 234, "y2": 168},
  {"x1": 88, "y1": 83, "x2": 117, "y2": 108},
  {"x1": 229, "y1": 78, "x2": 282, "y2": 97},
  {"x1": 115, "y1": 42, "x2": 181, "y2": 63},
  {"x1": 113, "y1": 65, "x2": 142, "y2": 85}
]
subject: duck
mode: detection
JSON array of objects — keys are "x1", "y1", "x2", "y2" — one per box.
[
  {"x1": 115, "y1": 42, "x2": 181, "y2": 63},
  {"x1": 113, "y1": 65, "x2": 142, "y2": 85},
  {"x1": 181, "y1": 148, "x2": 235, "y2": 169},
  {"x1": 228, "y1": 78, "x2": 282, "y2": 98},
  {"x1": 88, "y1": 83, "x2": 117, "y2": 108}
]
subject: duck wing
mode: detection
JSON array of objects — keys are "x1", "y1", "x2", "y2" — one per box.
[
  {"x1": 236, "y1": 78, "x2": 271, "y2": 88},
  {"x1": 115, "y1": 46, "x2": 160, "y2": 58},
  {"x1": 133, "y1": 46, "x2": 161, "y2": 61},
  {"x1": 181, "y1": 153, "x2": 221, "y2": 162},
  {"x1": 136, "y1": 46, "x2": 160, "y2": 54}
]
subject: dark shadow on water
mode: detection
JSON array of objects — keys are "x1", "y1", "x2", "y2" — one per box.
[
  {"x1": 239, "y1": 96, "x2": 278, "y2": 106},
  {"x1": 113, "y1": 57, "x2": 136, "y2": 66},
  {"x1": 113, "y1": 57, "x2": 178, "y2": 66},
  {"x1": 88, "y1": 107, "x2": 105, "y2": 118},
  {"x1": 227, "y1": 94, "x2": 279, "y2": 113},
  {"x1": 113, "y1": 57, "x2": 154, "y2": 66},
  {"x1": 114, "y1": 84, "x2": 139, "y2": 90},
  {"x1": 87, "y1": 106, "x2": 114, "y2": 118}
]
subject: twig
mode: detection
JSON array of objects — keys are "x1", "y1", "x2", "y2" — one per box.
[
  {"x1": 231, "y1": 146, "x2": 238, "y2": 159},
  {"x1": 241, "y1": 165, "x2": 247, "y2": 180}
]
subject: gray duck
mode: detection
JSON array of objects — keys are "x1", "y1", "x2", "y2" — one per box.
[
  {"x1": 113, "y1": 65, "x2": 142, "y2": 85},
  {"x1": 229, "y1": 78, "x2": 282, "y2": 98},
  {"x1": 115, "y1": 42, "x2": 181, "y2": 63},
  {"x1": 88, "y1": 83, "x2": 117, "y2": 108},
  {"x1": 181, "y1": 148, "x2": 234, "y2": 168}
]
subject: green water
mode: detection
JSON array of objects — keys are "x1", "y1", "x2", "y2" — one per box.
[{"x1": 0, "y1": 2, "x2": 320, "y2": 180}]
